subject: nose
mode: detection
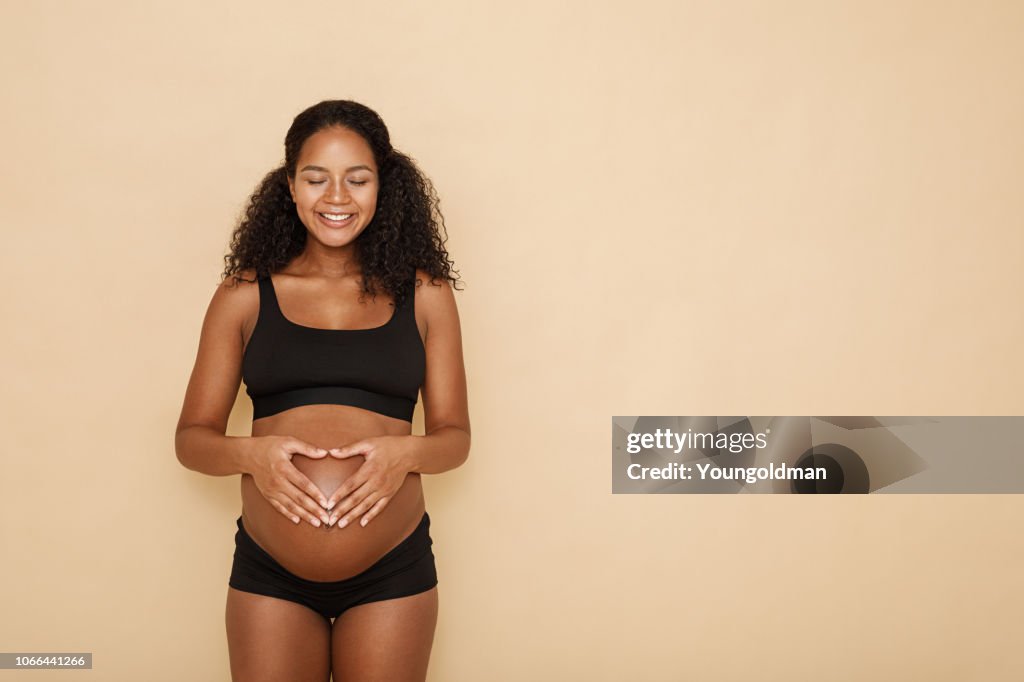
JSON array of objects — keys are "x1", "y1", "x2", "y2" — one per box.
[{"x1": 325, "y1": 180, "x2": 350, "y2": 204}]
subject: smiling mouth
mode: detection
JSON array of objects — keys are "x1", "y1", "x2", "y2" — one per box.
[{"x1": 317, "y1": 212, "x2": 355, "y2": 226}]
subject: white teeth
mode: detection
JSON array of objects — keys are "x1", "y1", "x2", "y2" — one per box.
[{"x1": 320, "y1": 213, "x2": 353, "y2": 221}]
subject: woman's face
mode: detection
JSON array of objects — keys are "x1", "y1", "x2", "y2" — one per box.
[{"x1": 287, "y1": 125, "x2": 379, "y2": 247}]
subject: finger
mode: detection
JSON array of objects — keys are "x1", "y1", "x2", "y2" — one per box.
[
  {"x1": 269, "y1": 498, "x2": 300, "y2": 525},
  {"x1": 329, "y1": 443, "x2": 365, "y2": 459},
  {"x1": 324, "y1": 472, "x2": 368, "y2": 511},
  {"x1": 325, "y1": 483, "x2": 362, "y2": 514},
  {"x1": 329, "y1": 481, "x2": 374, "y2": 527},
  {"x1": 285, "y1": 468, "x2": 330, "y2": 510},
  {"x1": 283, "y1": 480, "x2": 330, "y2": 526},
  {"x1": 292, "y1": 440, "x2": 328, "y2": 459},
  {"x1": 360, "y1": 496, "x2": 390, "y2": 527},
  {"x1": 335, "y1": 488, "x2": 380, "y2": 529}
]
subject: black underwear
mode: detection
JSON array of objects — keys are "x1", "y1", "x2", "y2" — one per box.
[{"x1": 228, "y1": 512, "x2": 438, "y2": 622}]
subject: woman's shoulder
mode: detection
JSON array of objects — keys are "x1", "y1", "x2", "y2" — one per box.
[
  {"x1": 209, "y1": 268, "x2": 262, "y2": 327},
  {"x1": 412, "y1": 268, "x2": 453, "y2": 290},
  {"x1": 412, "y1": 268, "x2": 458, "y2": 320},
  {"x1": 412, "y1": 268, "x2": 455, "y2": 299},
  {"x1": 218, "y1": 267, "x2": 262, "y2": 295}
]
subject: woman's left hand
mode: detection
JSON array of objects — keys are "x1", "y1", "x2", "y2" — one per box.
[{"x1": 325, "y1": 435, "x2": 415, "y2": 528}]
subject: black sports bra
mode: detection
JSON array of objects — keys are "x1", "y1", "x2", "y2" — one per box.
[{"x1": 242, "y1": 273, "x2": 425, "y2": 422}]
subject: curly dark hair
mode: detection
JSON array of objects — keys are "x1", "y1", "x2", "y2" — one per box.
[{"x1": 221, "y1": 99, "x2": 460, "y2": 307}]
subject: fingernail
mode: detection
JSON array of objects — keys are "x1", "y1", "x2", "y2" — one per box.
[
  {"x1": 338, "y1": 518, "x2": 348, "y2": 529},
  {"x1": 326, "y1": 501, "x2": 335, "y2": 510},
  {"x1": 318, "y1": 448, "x2": 327, "y2": 454},
  {"x1": 360, "y1": 518, "x2": 367, "y2": 527},
  {"x1": 311, "y1": 518, "x2": 320, "y2": 528}
]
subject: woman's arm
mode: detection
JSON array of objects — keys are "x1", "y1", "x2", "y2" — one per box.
[
  {"x1": 174, "y1": 273, "x2": 257, "y2": 476},
  {"x1": 176, "y1": 426, "x2": 259, "y2": 477},
  {"x1": 402, "y1": 426, "x2": 471, "y2": 475},
  {"x1": 403, "y1": 271, "x2": 471, "y2": 473}
]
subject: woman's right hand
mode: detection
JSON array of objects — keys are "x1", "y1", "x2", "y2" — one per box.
[{"x1": 247, "y1": 436, "x2": 332, "y2": 527}]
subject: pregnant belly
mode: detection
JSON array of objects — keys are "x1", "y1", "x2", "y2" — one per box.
[{"x1": 241, "y1": 453, "x2": 425, "y2": 582}]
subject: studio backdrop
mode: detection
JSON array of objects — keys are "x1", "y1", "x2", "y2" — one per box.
[{"x1": 1, "y1": 1, "x2": 1022, "y2": 680}]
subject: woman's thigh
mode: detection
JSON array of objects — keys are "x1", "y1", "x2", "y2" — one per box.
[
  {"x1": 331, "y1": 586, "x2": 439, "y2": 682},
  {"x1": 225, "y1": 587, "x2": 332, "y2": 682}
]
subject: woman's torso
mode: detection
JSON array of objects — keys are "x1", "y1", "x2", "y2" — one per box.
[{"x1": 239, "y1": 270, "x2": 427, "y2": 582}]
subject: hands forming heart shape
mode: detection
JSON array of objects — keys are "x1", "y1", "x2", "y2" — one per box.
[{"x1": 249, "y1": 434, "x2": 415, "y2": 530}]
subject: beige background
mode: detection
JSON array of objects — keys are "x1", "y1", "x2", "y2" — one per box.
[{"x1": 2, "y1": 1, "x2": 1022, "y2": 680}]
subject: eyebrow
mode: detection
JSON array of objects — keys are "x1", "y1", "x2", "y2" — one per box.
[{"x1": 299, "y1": 164, "x2": 375, "y2": 174}]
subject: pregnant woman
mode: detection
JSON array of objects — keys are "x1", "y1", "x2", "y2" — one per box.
[{"x1": 174, "y1": 100, "x2": 470, "y2": 681}]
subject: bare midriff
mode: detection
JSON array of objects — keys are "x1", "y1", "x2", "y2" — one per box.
[{"x1": 243, "y1": 404, "x2": 424, "y2": 582}]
